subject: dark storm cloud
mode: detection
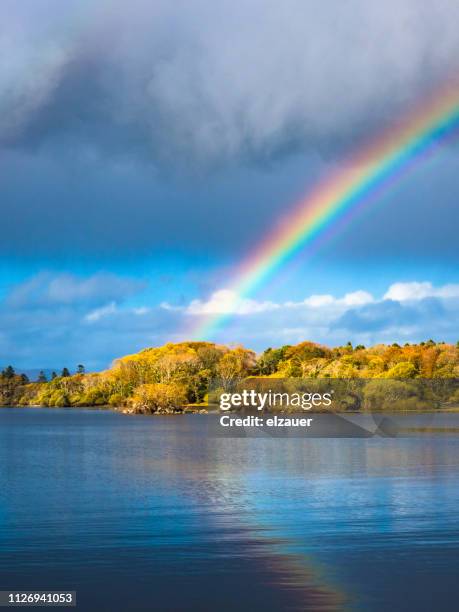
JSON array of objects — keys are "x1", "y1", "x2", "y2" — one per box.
[
  {"x1": 2, "y1": 0, "x2": 459, "y2": 166},
  {"x1": 1, "y1": 1, "x2": 459, "y2": 266}
]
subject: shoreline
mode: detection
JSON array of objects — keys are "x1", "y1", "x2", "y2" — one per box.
[{"x1": 1, "y1": 404, "x2": 459, "y2": 414}]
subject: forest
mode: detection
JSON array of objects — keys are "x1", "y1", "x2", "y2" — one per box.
[{"x1": 0, "y1": 339, "x2": 458, "y2": 413}]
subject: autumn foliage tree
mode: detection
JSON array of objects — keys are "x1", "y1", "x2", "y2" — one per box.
[{"x1": 1, "y1": 339, "x2": 457, "y2": 410}]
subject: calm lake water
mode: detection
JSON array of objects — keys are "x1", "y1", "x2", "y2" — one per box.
[{"x1": 1, "y1": 408, "x2": 459, "y2": 611}]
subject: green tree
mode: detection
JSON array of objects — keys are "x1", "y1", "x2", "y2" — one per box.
[
  {"x1": 61, "y1": 367, "x2": 71, "y2": 377},
  {"x1": 257, "y1": 346, "x2": 289, "y2": 375},
  {"x1": 37, "y1": 371, "x2": 48, "y2": 383},
  {"x1": 2, "y1": 365, "x2": 15, "y2": 379},
  {"x1": 77, "y1": 364, "x2": 85, "y2": 374}
]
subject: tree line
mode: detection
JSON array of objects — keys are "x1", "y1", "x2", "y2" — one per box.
[{"x1": 0, "y1": 339, "x2": 458, "y2": 412}]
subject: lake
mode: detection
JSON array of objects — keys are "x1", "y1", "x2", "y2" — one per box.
[{"x1": 0, "y1": 408, "x2": 458, "y2": 611}]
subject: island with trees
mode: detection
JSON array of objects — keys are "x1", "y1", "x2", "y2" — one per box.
[{"x1": 0, "y1": 340, "x2": 458, "y2": 413}]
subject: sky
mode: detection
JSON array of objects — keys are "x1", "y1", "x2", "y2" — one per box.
[{"x1": 1, "y1": 0, "x2": 459, "y2": 370}]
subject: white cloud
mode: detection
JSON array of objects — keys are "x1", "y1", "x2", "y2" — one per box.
[
  {"x1": 133, "y1": 306, "x2": 150, "y2": 315},
  {"x1": 303, "y1": 294, "x2": 335, "y2": 307},
  {"x1": 184, "y1": 289, "x2": 278, "y2": 315},
  {"x1": 178, "y1": 287, "x2": 374, "y2": 316},
  {"x1": 341, "y1": 290, "x2": 374, "y2": 306},
  {"x1": 85, "y1": 303, "x2": 152, "y2": 322},
  {"x1": 384, "y1": 281, "x2": 459, "y2": 301},
  {"x1": 161, "y1": 281, "x2": 458, "y2": 349},
  {"x1": 85, "y1": 302, "x2": 117, "y2": 322},
  {"x1": 1, "y1": 276, "x2": 458, "y2": 368}
]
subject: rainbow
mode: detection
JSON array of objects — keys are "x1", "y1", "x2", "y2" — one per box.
[{"x1": 190, "y1": 76, "x2": 459, "y2": 340}]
